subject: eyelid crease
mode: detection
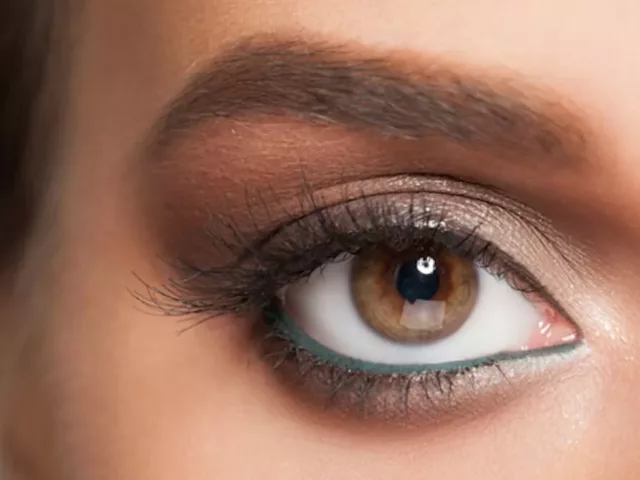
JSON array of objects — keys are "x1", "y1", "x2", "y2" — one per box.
[
  {"x1": 211, "y1": 174, "x2": 582, "y2": 286},
  {"x1": 210, "y1": 174, "x2": 569, "y2": 262}
]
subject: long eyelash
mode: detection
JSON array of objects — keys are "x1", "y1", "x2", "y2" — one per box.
[{"x1": 135, "y1": 191, "x2": 543, "y2": 319}]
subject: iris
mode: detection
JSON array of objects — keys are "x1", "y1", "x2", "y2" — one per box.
[{"x1": 350, "y1": 248, "x2": 478, "y2": 343}]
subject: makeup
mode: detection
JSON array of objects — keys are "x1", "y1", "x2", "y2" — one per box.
[{"x1": 136, "y1": 176, "x2": 584, "y2": 423}]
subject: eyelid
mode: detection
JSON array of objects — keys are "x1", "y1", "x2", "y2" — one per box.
[
  {"x1": 256, "y1": 304, "x2": 584, "y2": 425},
  {"x1": 248, "y1": 192, "x2": 567, "y2": 292}
]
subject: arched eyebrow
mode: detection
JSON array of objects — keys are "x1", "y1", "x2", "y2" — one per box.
[{"x1": 146, "y1": 37, "x2": 591, "y2": 165}]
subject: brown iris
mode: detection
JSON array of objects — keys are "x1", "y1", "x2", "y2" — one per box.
[{"x1": 351, "y1": 248, "x2": 478, "y2": 343}]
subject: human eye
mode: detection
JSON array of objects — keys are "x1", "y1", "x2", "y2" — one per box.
[
  {"x1": 141, "y1": 177, "x2": 584, "y2": 424},
  {"x1": 279, "y1": 245, "x2": 576, "y2": 372}
]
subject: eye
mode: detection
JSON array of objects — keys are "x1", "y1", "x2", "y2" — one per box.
[
  {"x1": 142, "y1": 185, "x2": 586, "y2": 420},
  {"x1": 278, "y1": 246, "x2": 579, "y2": 371}
]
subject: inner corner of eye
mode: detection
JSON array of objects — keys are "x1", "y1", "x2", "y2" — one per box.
[
  {"x1": 521, "y1": 294, "x2": 580, "y2": 351},
  {"x1": 275, "y1": 246, "x2": 579, "y2": 368}
]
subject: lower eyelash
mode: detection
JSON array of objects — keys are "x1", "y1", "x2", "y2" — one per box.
[
  {"x1": 257, "y1": 321, "x2": 479, "y2": 422},
  {"x1": 254, "y1": 305, "x2": 574, "y2": 423}
]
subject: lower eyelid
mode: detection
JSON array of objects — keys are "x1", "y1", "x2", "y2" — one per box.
[
  {"x1": 250, "y1": 234, "x2": 581, "y2": 423},
  {"x1": 253, "y1": 308, "x2": 585, "y2": 425},
  {"x1": 266, "y1": 306, "x2": 579, "y2": 375}
]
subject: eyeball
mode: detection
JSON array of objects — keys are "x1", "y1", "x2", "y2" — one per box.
[{"x1": 280, "y1": 248, "x2": 579, "y2": 367}]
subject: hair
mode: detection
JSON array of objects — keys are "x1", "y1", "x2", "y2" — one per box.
[{"x1": 0, "y1": 1, "x2": 69, "y2": 268}]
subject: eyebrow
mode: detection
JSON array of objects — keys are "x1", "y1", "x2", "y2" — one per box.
[{"x1": 148, "y1": 37, "x2": 588, "y2": 162}]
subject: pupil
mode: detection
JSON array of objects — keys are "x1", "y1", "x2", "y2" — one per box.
[{"x1": 395, "y1": 256, "x2": 440, "y2": 304}]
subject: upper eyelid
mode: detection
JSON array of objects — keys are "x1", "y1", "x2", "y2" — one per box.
[
  {"x1": 136, "y1": 175, "x2": 596, "y2": 344},
  {"x1": 210, "y1": 174, "x2": 555, "y2": 261},
  {"x1": 231, "y1": 195, "x2": 543, "y2": 292},
  {"x1": 153, "y1": 184, "x2": 582, "y2": 318},
  {"x1": 204, "y1": 179, "x2": 578, "y2": 282}
]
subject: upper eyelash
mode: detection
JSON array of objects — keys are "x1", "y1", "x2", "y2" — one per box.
[{"x1": 135, "y1": 191, "x2": 546, "y2": 319}]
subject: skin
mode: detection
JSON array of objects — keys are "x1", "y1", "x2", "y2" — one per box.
[{"x1": 2, "y1": 0, "x2": 640, "y2": 478}]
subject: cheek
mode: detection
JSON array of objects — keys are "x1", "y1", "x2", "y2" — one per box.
[{"x1": 41, "y1": 295, "x2": 257, "y2": 478}]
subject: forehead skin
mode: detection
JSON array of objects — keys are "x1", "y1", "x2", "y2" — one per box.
[{"x1": 11, "y1": 0, "x2": 640, "y2": 479}]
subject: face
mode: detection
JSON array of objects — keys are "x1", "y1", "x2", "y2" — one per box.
[{"x1": 4, "y1": 1, "x2": 640, "y2": 478}]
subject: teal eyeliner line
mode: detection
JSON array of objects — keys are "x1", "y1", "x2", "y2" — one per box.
[{"x1": 267, "y1": 309, "x2": 583, "y2": 376}]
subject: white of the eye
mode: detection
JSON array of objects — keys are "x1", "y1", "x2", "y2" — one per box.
[{"x1": 283, "y1": 255, "x2": 540, "y2": 365}]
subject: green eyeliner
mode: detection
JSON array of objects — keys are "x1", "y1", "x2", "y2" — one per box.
[{"x1": 266, "y1": 308, "x2": 582, "y2": 376}]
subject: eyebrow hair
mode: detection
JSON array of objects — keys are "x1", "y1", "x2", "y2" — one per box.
[{"x1": 149, "y1": 37, "x2": 588, "y2": 161}]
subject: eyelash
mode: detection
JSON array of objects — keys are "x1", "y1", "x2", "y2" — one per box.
[
  {"x1": 136, "y1": 190, "x2": 573, "y2": 419},
  {"x1": 140, "y1": 192, "x2": 544, "y2": 316}
]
